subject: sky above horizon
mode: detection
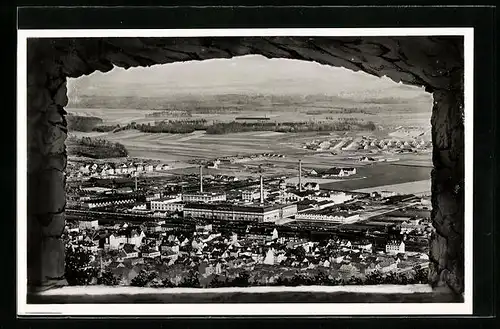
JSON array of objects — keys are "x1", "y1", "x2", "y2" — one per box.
[{"x1": 67, "y1": 55, "x2": 430, "y2": 101}]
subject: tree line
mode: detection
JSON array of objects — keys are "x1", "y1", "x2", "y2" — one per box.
[
  {"x1": 205, "y1": 119, "x2": 377, "y2": 134},
  {"x1": 134, "y1": 119, "x2": 208, "y2": 134},
  {"x1": 94, "y1": 266, "x2": 430, "y2": 288},
  {"x1": 67, "y1": 136, "x2": 128, "y2": 158},
  {"x1": 81, "y1": 117, "x2": 376, "y2": 135},
  {"x1": 66, "y1": 114, "x2": 103, "y2": 132}
]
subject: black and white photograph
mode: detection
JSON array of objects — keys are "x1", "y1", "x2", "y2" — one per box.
[{"x1": 17, "y1": 26, "x2": 475, "y2": 316}]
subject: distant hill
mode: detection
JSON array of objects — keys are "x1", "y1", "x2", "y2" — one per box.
[{"x1": 67, "y1": 55, "x2": 432, "y2": 108}]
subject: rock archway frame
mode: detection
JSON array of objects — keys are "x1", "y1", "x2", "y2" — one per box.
[{"x1": 19, "y1": 29, "x2": 472, "y2": 300}]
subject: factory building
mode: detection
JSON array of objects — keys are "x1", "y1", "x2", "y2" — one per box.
[
  {"x1": 81, "y1": 195, "x2": 138, "y2": 209},
  {"x1": 183, "y1": 202, "x2": 298, "y2": 223},
  {"x1": 180, "y1": 166, "x2": 227, "y2": 203},
  {"x1": 311, "y1": 191, "x2": 353, "y2": 204},
  {"x1": 242, "y1": 189, "x2": 269, "y2": 202},
  {"x1": 294, "y1": 208, "x2": 361, "y2": 224},
  {"x1": 150, "y1": 194, "x2": 183, "y2": 212},
  {"x1": 182, "y1": 192, "x2": 227, "y2": 203}
]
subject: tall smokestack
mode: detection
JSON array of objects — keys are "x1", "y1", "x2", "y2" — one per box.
[
  {"x1": 135, "y1": 174, "x2": 138, "y2": 191},
  {"x1": 298, "y1": 159, "x2": 302, "y2": 192},
  {"x1": 199, "y1": 166, "x2": 203, "y2": 193},
  {"x1": 260, "y1": 175, "x2": 264, "y2": 204}
]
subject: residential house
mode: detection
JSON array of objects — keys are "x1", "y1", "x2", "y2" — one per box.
[
  {"x1": 105, "y1": 229, "x2": 145, "y2": 250},
  {"x1": 129, "y1": 229, "x2": 146, "y2": 247},
  {"x1": 143, "y1": 221, "x2": 162, "y2": 234},
  {"x1": 79, "y1": 240, "x2": 98, "y2": 253},
  {"x1": 141, "y1": 246, "x2": 161, "y2": 258},
  {"x1": 106, "y1": 233, "x2": 128, "y2": 250},
  {"x1": 78, "y1": 219, "x2": 99, "y2": 230},
  {"x1": 120, "y1": 243, "x2": 139, "y2": 259},
  {"x1": 385, "y1": 240, "x2": 405, "y2": 254},
  {"x1": 352, "y1": 241, "x2": 373, "y2": 253},
  {"x1": 303, "y1": 182, "x2": 320, "y2": 191},
  {"x1": 161, "y1": 241, "x2": 180, "y2": 254},
  {"x1": 263, "y1": 248, "x2": 276, "y2": 265},
  {"x1": 191, "y1": 239, "x2": 206, "y2": 251},
  {"x1": 79, "y1": 164, "x2": 90, "y2": 174},
  {"x1": 196, "y1": 224, "x2": 213, "y2": 233}
]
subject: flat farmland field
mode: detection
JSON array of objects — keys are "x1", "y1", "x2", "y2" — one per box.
[
  {"x1": 80, "y1": 129, "x2": 315, "y2": 162},
  {"x1": 354, "y1": 179, "x2": 431, "y2": 195},
  {"x1": 70, "y1": 128, "x2": 432, "y2": 191},
  {"x1": 66, "y1": 106, "x2": 431, "y2": 128},
  {"x1": 320, "y1": 163, "x2": 431, "y2": 191},
  {"x1": 67, "y1": 106, "x2": 432, "y2": 191},
  {"x1": 67, "y1": 108, "x2": 157, "y2": 125}
]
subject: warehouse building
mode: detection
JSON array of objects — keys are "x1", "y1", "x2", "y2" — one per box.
[
  {"x1": 182, "y1": 192, "x2": 227, "y2": 203},
  {"x1": 294, "y1": 207, "x2": 361, "y2": 224},
  {"x1": 183, "y1": 202, "x2": 298, "y2": 223},
  {"x1": 150, "y1": 194, "x2": 183, "y2": 212}
]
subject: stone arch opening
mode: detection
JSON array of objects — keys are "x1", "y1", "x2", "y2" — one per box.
[{"x1": 26, "y1": 36, "x2": 464, "y2": 296}]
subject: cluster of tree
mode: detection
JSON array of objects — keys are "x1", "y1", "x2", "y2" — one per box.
[
  {"x1": 66, "y1": 114, "x2": 104, "y2": 132},
  {"x1": 259, "y1": 267, "x2": 429, "y2": 287},
  {"x1": 135, "y1": 120, "x2": 208, "y2": 134},
  {"x1": 304, "y1": 110, "x2": 324, "y2": 115},
  {"x1": 205, "y1": 119, "x2": 377, "y2": 134},
  {"x1": 145, "y1": 110, "x2": 192, "y2": 118},
  {"x1": 130, "y1": 268, "x2": 200, "y2": 288},
  {"x1": 285, "y1": 246, "x2": 307, "y2": 262},
  {"x1": 207, "y1": 272, "x2": 251, "y2": 288},
  {"x1": 64, "y1": 245, "x2": 99, "y2": 286},
  {"x1": 92, "y1": 124, "x2": 121, "y2": 132},
  {"x1": 206, "y1": 121, "x2": 275, "y2": 134},
  {"x1": 275, "y1": 271, "x2": 331, "y2": 286},
  {"x1": 130, "y1": 269, "x2": 162, "y2": 287},
  {"x1": 67, "y1": 136, "x2": 128, "y2": 158},
  {"x1": 97, "y1": 270, "x2": 120, "y2": 286},
  {"x1": 186, "y1": 106, "x2": 238, "y2": 114},
  {"x1": 335, "y1": 108, "x2": 374, "y2": 115}
]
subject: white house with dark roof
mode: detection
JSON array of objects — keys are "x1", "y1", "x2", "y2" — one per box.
[
  {"x1": 385, "y1": 240, "x2": 405, "y2": 254},
  {"x1": 78, "y1": 219, "x2": 99, "y2": 230},
  {"x1": 141, "y1": 247, "x2": 161, "y2": 258}
]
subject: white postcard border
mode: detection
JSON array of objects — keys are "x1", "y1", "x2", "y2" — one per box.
[{"x1": 17, "y1": 28, "x2": 474, "y2": 316}]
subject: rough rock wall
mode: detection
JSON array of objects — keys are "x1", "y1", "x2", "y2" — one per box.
[
  {"x1": 25, "y1": 36, "x2": 464, "y2": 294},
  {"x1": 430, "y1": 73, "x2": 465, "y2": 295},
  {"x1": 27, "y1": 41, "x2": 69, "y2": 286}
]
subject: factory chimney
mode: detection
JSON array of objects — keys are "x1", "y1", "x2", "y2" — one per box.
[
  {"x1": 199, "y1": 165, "x2": 203, "y2": 193},
  {"x1": 260, "y1": 175, "x2": 264, "y2": 204},
  {"x1": 298, "y1": 159, "x2": 302, "y2": 192}
]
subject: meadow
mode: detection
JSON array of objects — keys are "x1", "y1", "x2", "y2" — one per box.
[
  {"x1": 66, "y1": 95, "x2": 432, "y2": 191},
  {"x1": 354, "y1": 179, "x2": 431, "y2": 195},
  {"x1": 67, "y1": 106, "x2": 431, "y2": 129},
  {"x1": 320, "y1": 164, "x2": 431, "y2": 192}
]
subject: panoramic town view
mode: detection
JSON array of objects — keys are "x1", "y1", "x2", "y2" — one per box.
[{"x1": 62, "y1": 55, "x2": 433, "y2": 290}]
